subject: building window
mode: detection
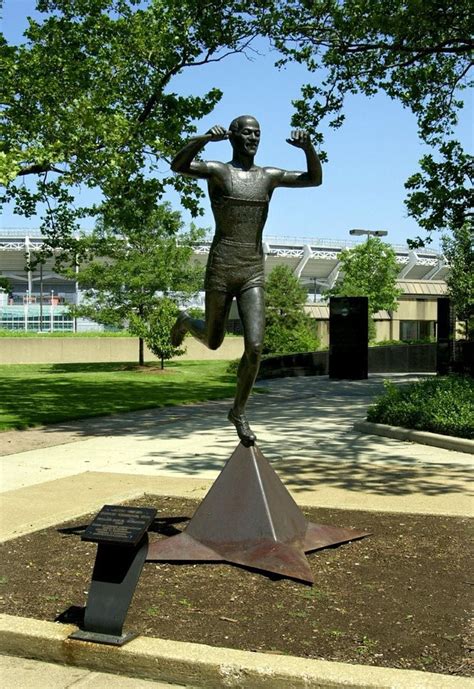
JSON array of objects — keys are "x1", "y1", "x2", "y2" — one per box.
[{"x1": 400, "y1": 320, "x2": 436, "y2": 341}]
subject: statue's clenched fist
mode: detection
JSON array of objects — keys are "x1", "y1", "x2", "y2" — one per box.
[
  {"x1": 206, "y1": 125, "x2": 229, "y2": 142},
  {"x1": 286, "y1": 129, "x2": 312, "y2": 150}
]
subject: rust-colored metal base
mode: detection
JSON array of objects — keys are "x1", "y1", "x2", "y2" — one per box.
[{"x1": 147, "y1": 443, "x2": 369, "y2": 583}]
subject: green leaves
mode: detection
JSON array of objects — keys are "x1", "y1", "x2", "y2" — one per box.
[
  {"x1": 367, "y1": 375, "x2": 474, "y2": 439},
  {"x1": 442, "y1": 224, "x2": 473, "y2": 332},
  {"x1": 326, "y1": 237, "x2": 402, "y2": 320},
  {"x1": 260, "y1": 0, "x2": 472, "y2": 245},
  {"x1": 1, "y1": 0, "x2": 259, "y2": 247},
  {"x1": 67, "y1": 201, "x2": 205, "y2": 358},
  {"x1": 264, "y1": 265, "x2": 320, "y2": 354},
  {"x1": 268, "y1": 0, "x2": 472, "y2": 141},
  {"x1": 129, "y1": 297, "x2": 185, "y2": 368},
  {"x1": 405, "y1": 140, "x2": 473, "y2": 242}
]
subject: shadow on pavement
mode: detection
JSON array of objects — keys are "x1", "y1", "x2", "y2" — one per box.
[{"x1": 37, "y1": 374, "x2": 472, "y2": 499}]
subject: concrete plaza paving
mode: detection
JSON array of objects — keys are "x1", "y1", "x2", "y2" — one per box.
[{"x1": 1, "y1": 373, "x2": 473, "y2": 687}]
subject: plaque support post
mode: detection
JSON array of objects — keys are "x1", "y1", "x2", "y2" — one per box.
[{"x1": 69, "y1": 534, "x2": 148, "y2": 646}]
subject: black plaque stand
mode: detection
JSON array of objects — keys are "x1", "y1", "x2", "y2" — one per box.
[
  {"x1": 70, "y1": 536, "x2": 148, "y2": 646},
  {"x1": 69, "y1": 505, "x2": 156, "y2": 646},
  {"x1": 147, "y1": 443, "x2": 369, "y2": 583}
]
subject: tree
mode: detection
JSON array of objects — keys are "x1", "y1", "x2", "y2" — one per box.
[
  {"x1": 128, "y1": 297, "x2": 185, "y2": 368},
  {"x1": 404, "y1": 140, "x2": 472, "y2": 330},
  {"x1": 404, "y1": 140, "x2": 473, "y2": 241},
  {"x1": 326, "y1": 237, "x2": 401, "y2": 340},
  {"x1": 0, "y1": 0, "x2": 260, "y2": 257},
  {"x1": 0, "y1": 273, "x2": 12, "y2": 293},
  {"x1": 3, "y1": 1, "x2": 470, "y2": 254},
  {"x1": 67, "y1": 202, "x2": 204, "y2": 364},
  {"x1": 264, "y1": 265, "x2": 319, "y2": 354},
  {"x1": 441, "y1": 224, "x2": 473, "y2": 339},
  {"x1": 259, "y1": 0, "x2": 472, "y2": 245}
]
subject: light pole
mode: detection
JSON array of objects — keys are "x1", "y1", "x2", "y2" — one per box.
[{"x1": 349, "y1": 228, "x2": 388, "y2": 240}]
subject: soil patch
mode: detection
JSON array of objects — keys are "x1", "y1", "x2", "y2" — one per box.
[
  {"x1": 1, "y1": 496, "x2": 472, "y2": 677},
  {"x1": 119, "y1": 365, "x2": 173, "y2": 374}
]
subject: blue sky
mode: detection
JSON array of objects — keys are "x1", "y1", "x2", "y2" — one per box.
[{"x1": 2, "y1": 0, "x2": 472, "y2": 249}]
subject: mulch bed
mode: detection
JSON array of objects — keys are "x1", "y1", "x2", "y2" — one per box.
[{"x1": 1, "y1": 496, "x2": 472, "y2": 677}]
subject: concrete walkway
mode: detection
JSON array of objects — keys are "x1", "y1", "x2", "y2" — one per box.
[
  {"x1": 1, "y1": 373, "x2": 473, "y2": 687},
  {"x1": 0, "y1": 655, "x2": 194, "y2": 689}
]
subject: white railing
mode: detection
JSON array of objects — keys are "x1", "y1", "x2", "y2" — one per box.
[{"x1": 0, "y1": 228, "x2": 44, "y2": 236}]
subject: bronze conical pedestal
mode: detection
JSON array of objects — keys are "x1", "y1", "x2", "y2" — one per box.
[{"x1": 147, "y1": 443, "x2": 368, "y2": 583}]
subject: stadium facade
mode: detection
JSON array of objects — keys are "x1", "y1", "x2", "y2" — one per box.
[{"x1": 0, "y1": 229, "x2": 448, "y2": 344}]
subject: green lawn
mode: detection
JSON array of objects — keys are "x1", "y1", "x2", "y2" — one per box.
[{"x1": 0, "y1": 361, "x2": 238, "y2": 431}]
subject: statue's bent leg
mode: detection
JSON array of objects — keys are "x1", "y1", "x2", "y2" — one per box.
[
  {"x1": 171, "y1": 291, "x2": 233, "y2": 349},
  {"x1": 228, "y1": 286, "x2": 265, "y2": 445}
]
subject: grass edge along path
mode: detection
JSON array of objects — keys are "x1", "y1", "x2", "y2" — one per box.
[{"x1": 0, "y1": 360, "x2": 239, "y2": 431}]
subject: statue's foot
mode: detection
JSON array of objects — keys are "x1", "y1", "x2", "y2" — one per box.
[
  {"x1": 170, "y1": 310, "x2": 189, "y2": 347},
  {"x1": 228, "y1": 408, "x2": 256, "y2": 447}
]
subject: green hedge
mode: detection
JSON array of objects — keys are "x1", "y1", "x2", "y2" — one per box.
[{"x1": 367, "y1": 375, "x2": 474, "y2": 439}]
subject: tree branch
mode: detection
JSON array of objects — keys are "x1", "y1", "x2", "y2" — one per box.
[
  {"x1": 18, "y1": 163, "x2": 64, "y2": 176},
  {"x1": 136, "y1": 37, "x2": 256, "y2": 126},
  {"x1": 342, "y1": 39, "x2": 474, "y2": 56}
]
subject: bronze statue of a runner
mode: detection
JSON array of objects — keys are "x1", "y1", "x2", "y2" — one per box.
[{"x1": 170, "y1": 115, "x2": 322, "y2": 446}]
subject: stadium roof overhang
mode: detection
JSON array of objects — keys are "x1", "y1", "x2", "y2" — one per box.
[{"x1": 0, "y1": 231, "x2": 449, "y2": 287}]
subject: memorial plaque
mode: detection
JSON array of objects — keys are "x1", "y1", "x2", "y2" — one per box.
[{"x1": 82, "y1": 505, "x2": 156, "y2": 547}]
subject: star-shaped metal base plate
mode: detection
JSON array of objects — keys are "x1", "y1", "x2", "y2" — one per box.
[{"x1": 147, "y1": 443, "x2": 369, "y2": 583}]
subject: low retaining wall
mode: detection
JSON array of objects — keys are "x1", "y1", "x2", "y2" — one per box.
[
  {"x1": 258, "y1": 351, "x2": 328, "y2": 379},
  {"x1": 257, "y1": 344, "x2": 438, "y2": 380},
  {"x1": 369, "y1": 343, "x2": 436, "y2": 373},
  {"x1": 0, "y1": 336, "x2": 244, "y2": 365}
]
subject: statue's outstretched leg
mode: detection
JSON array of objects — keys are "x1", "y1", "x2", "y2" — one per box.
[
  {"x1": 171, "y1": 291, "x2": 233, "y2": 349},
  {"x1": 228, "y1": 286, "x2": 264, "y2": 446},
  {"x1": 170, "y1": 310, "x2": 190, "y2": 347}
]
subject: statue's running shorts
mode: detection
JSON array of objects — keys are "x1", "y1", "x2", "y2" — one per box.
[{"x1": 204, "y1": 238, "x2": 265, "y2": 296}]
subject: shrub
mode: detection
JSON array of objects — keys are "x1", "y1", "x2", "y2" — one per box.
[
  {"x1": 128, "y1": 299, "x2": 185, "y2": 369},
  {"x1": 371, "y1": 338, "x2": 436, "y2": 347},
  {"x1": 367, "y1": 375, "x2": 474, "y2": 439},
  {"x1": 264, "y1": 265, "x2": 319, "y2": 355},
  {"x1": 226, "y1": 358, "x2": 240, "y2": 375}
]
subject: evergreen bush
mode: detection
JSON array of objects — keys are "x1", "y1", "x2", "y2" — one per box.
[{"x1": 367, "y1": 375, "x2": 474, "y2": 439}]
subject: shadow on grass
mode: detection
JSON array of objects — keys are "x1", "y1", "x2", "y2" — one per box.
[
  {"x1": 45, "y1": 361, "x2": 186, "y2": 374},
  {"x1": 0, "y1": 361, "x2": 236, "y2": 429}
]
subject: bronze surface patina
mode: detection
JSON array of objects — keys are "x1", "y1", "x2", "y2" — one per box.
[
  {"x1": 170, "y1": 115, "x2": 322, "y2": 446},
  {"x1": 161, "y1": 118, "x2": 369, "y2": 583}
]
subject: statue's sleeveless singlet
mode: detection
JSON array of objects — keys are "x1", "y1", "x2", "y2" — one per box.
[{"x1": 205, "y1": 165, "x2": 269, "y2": 295}]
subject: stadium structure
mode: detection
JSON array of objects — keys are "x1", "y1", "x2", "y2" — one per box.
[{"x1": 0, "y1": 228, "x2": 448, "y2": 344}]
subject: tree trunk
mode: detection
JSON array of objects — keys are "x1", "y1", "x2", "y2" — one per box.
[
  {"x1": 139, "y1": 337, "x2": 144, "y2": 366},
  {"x1": 161, "y1": 355, "x2": 164, "y2": 370}
]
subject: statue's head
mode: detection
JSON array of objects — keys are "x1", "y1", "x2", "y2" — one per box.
[{"x1": 228, "y1": 115, "x2": 260, "y2": 157}]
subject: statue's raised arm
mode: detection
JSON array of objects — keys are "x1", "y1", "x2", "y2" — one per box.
[
  {"x1": 170, "y1": 126, "x2": 229, "y2": 179},
  {"x1": 266, "y1": 130, "x2": 322, "y2": 189}
]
